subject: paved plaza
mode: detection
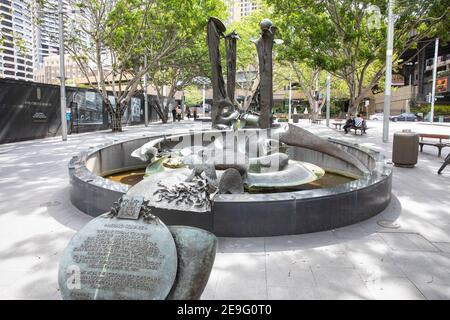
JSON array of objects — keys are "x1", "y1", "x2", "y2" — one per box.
[{"x1": 0, "y1": 119, "x2": 449, "y2": 300}]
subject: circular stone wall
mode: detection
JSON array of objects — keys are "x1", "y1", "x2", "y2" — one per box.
[{"x1": 69, "y1": 130, "x2": 392, "y2": 237}]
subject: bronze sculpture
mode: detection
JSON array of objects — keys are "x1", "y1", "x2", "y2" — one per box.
[
  {"x1": 254, "y1": 19, "x2": 277, "y2": 129},
  {"x1": 207, "y1": 17, "x2": 280, "y2": 129},
  {"x1": 207, "y1": 18, "x2": 239, "y2": 128}
]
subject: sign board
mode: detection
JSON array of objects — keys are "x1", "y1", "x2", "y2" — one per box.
[{"x1": 437, "y1": 78, "x2": 448, "y2": 93}]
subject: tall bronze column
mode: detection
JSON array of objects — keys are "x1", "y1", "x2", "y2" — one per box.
[
  {"x1": 255, "y1": 19, "x2": 277, "y2": 129},
  {"x1": 207, "y1": 17, "x2": 228, "y2": 126},
  {"x1": 225, "y1": 31, "x2": 239, "y2": 106}
]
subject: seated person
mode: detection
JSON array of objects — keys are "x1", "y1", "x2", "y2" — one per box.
[
  {"x1": 343, "y1": 114, "x2": 355, "y2": 134},
  {"x1": 354, "y1": 114, "x2": 365, "y2": 128}
]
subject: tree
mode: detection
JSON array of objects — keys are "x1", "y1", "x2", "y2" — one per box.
[
  {"x1": 40, "y1": 0, "x2": 226, "y2": 131},
  {"x1": 146, "y1": 27, "x2": 222, "y2": 123},
  {"x1": 275, "y1": 61, "x2": 327, "y2": 119},
  {"x1": 271, "y1": 0, "x2": 450, "y2": 114},
  {"x1": 274, "y1": 61, "x2": 351, "y2": 118}
]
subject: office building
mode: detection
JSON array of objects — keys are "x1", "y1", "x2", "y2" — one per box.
[{"x1": 0, "y1": 0, "x2": 34, "y2": 81}]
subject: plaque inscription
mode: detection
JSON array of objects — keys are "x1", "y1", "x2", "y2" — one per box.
[{"x1": 58, "y1": 216, "x2": 177, "y2": 300}]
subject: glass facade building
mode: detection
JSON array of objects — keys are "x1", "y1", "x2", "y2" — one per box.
[{"x1": 0, "y1": 0, "x2": 34, "y2": 81}]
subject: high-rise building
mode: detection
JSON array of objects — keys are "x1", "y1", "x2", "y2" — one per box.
[
  {"x1": 1, "y1": 0, "x2": 82, "y2": 82},
  {"x1": 34, "y1": 54, "x2": 91, "y2": 85},
  {"x1": 225, "y1": 0, "x2": 260, "y2": 23},
  {"x1": 33, "y1": 0, "x2": 60, "y2": 68},
  {"x1": 0, "y1": 0, "x2": 34, "y2": 81}
]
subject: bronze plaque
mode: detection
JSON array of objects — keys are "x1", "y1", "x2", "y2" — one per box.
[{"x1": 58, "y1": 216, "x2": 177, "y2": 300}]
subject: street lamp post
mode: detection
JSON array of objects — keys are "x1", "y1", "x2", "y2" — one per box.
[
  {"x1": 382, "y1": 0, "x2": 395, "y2": 143},
  {"x1": 430, "y1": 38, "x2": 439, "y2": 123},
  {"x1": 202, "y1": 84, "x2": 206, "y2": 116},
  {"x1": 58, "y1": 0, "x2": 68, "y2": 141},
  {"x1": 288, "y1": 67, "x2": 292, "y2": 123},
  {"x1": 193, "y1": 77, "x2": 211, "y2": 117},
  {"x1": 144, "y1": 54, "x2": 149, "y2": 127},
  {"x1": 326, "y1": 72, "x2": 331, "y2": 127}
]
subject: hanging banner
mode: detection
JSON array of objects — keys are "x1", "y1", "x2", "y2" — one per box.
[{"x1": 436, "y1": 78, "x2": 448, "y2": 94}]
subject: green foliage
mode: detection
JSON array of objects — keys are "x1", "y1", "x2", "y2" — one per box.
[
  {"x1": 438, "y1": 70, "x2": 450, "y2": 78},
  {"x1": 270, "y1": 0, "x2": 449, "y2": 111},
  {"x1": 411, "y1": 103, "x2": 450, "y2": 115},
  {"x1": 184, "y1": 85, "x2": 203, "y2": 106},
  {"x1": 105, "y1": 0, "x2": 227, "y2": 69},
  {"x1": 58, "y1": 0, "x2": 226, "y2": 128},
  {"x1": 143, "y1": 0, "x2": 227, "y2": 120},
  {"x1": 329, "y1": 102, "x2": 343, "y2": 117}
]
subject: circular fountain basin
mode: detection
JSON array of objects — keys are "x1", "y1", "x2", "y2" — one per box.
[{"x1": 69, "y1": 129, "x2": 392, "y2": 237}]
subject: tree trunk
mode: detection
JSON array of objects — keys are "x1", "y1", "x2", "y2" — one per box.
[
  {"x1": 111, "y1": 111, "x2": 122, "y2": 132},
  {"x1": 161, "y1": 112, "x2": 168, "y2": 124},
  {"x1": 307, "y1": 92, "x2": 318, "y2": 121},
  {"x1": 152, "y1": 102, "x2": 168, "y2": 123},
  {"x1": 348, "y1": 96, "x2": 363, "y2": 116},
  {"x1": 104, "y1": 100, "x2": 123, "y2": 132}
]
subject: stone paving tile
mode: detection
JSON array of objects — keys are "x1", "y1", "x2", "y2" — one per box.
[
  {"x1": 432, "y1": 242, "x2": 450, "y2": 253},
  {"x1": 1, "y1": 270, "x2": 61, "y2": 300},
  {"x1": 364, "y1": 277, "x2": 426, "y2": 300},
  {"x1": 265, "y1": 251, "x2": 314, "y2": 287},
  {"x1": 311, "y1": 267, "x2": 373, "y2": 300},
  {"x1": 388, "y1": 251, "x2": 450, "y2": 286},
  {"x1": 264, "y1": 231, "x2": 337, "y2": 252},
  {"x1": 337, "y1": 233, "x2": 390, "y2": 254},
  {"x1": 209, "y1": 253, "x2": 268, "y2": 300},
  {"x1": 413, "y1": 224, "x2": 450, "y2": 244},
  {"x1": 415, "y1": 283, "x2": 450, "y2": 300},
  {"x1": 294, "y1": 244, "x2": 355, "y2": 270},
  {"x1": 217, "y1": 237, "x2": 266, "y2": 254},
  {"x1": 346, "y1": 250, "x2": 406, "y2": 280},
  {"x1": 378, "y1": 232, "x2": 441, "y2": 252},
  {"x1": 0, "y1": 267, "x2": 29, "y2": 289},
  {"x1": 332, "y1": 224, "x2": 375, "y2": 241}
]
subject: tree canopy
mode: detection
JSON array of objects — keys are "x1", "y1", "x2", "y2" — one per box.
[
  {"x1": 271, "y1": 0, "x2": 450, "y2": 113},
  {"x1": 56, "y1": 0, "x2": 226, "y2": 130}
]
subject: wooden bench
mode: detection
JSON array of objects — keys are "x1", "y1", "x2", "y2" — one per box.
[
  {"x1": 418, "y1": 134, "x2": 450, "y2": 157},
  {"x1": 275, "y1": 113, "x2": 289, "y2": 122},
  {"x1": 332, "y1": 120, "x2": 345, "y2": 130},
  {"x1": 350, "y1": 125, "x2": 367, "y2": 135},
  {"x1": 345, "y1": 121, "x2": 368, "y2": 135}
]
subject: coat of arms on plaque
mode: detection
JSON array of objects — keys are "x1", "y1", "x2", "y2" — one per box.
[{"x1": 117, "y1": 196, "x2": 144, "y2": 220}]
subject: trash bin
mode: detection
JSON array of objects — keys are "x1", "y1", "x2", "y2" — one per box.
[
  {"x1": 293, "y1": 114, "x2": 300, "y2": 123},
  {"x1": 392, "y1": 130, "x2": 419, "y2": 168}
]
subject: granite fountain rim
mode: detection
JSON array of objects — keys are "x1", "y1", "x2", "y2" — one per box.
[{"x1": 69, "y1": 128, "x2": 393, "y2": 203}]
